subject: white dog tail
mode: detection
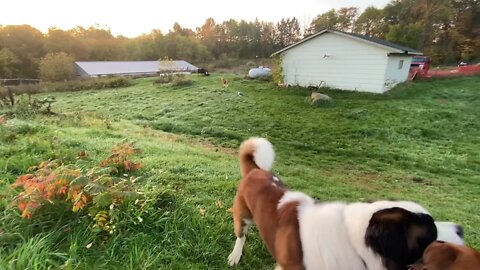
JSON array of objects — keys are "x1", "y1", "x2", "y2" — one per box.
[{"x1": 238, "y1": 137, "x2": 275, "y2": 177}]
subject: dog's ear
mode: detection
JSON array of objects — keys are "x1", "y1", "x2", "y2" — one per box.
[{"x1": 365, "y1": 207, "x2": 437, "y2": 270}]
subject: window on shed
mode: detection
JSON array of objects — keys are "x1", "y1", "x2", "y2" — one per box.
[{"x1": 398, "y1": 60, "x2": 404, "y2": 69}]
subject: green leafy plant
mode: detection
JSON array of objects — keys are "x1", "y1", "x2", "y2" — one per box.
[
  {"x1": 11, "y1": 95, "x2": 56, "y2": 117},
  {"x1": 154, "y1": 75, "x2": 174, "y2": 84},
  {"x1": 38, "y1": 52, "x2": 75, "y2": 82},
  {"x1": 272, "y1": 55, "x2": 284, "y2": 85},
  {"x1": 10, "y1": 142, "x2": 143, "y2": 236},
  {"x1": 41, "y1": 77, "x2": 132, "y2": 92},
  {"x1": 171, "y1": 76, "x2": 193, "y2": 87}
]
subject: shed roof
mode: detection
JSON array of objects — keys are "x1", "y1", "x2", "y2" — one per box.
[
  {"x1": 271, "y1": 29, "x2": 422, "y2": 56},
  {"x1": 75, "y1": 61, "x2": 198, "y2": 76}
]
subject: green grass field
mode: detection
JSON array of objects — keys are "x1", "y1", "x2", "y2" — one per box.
[{"x1": 1, "y1": 75, "x2": 479, "y2": 269}]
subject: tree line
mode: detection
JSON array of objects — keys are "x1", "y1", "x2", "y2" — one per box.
[{"x1": 0, "y1": 0, "x2": 478, "y2": 79}]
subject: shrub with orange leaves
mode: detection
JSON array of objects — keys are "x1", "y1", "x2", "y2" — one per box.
[
  {"x1": 100, "y1": 142, "x2": 142, "y2": 172},
  {"x1": 10, "y1": 142, "x2": 143, "y2": 221}
]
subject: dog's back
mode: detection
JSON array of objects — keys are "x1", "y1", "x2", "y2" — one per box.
[{"x1": 299, "y1": 202, "x2": 367, "y2": 270}]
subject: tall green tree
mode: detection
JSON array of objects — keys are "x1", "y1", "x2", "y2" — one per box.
[
  {"x1": 38, "y1": 52, "x2": 75, "y2": 82},
  {"x1": 72, "y1": 25, "x2": 127, "y2": 61},
  {"x1": 216, "y1": 19, "x2": 238, "y2": 58},
  {"x1": 337, "y1": 7, "x2": 359, "y2": 32},
  {"x1": 354, "y1": 7, "x2": 386, "y2": 38},
  {"x1": 258, "y1": 21, "x2": 276, "y2": 57},
  {"x1": 383, "y1": 0, "x2": 419, "y2": 25},
  {"x1": 0, "y1": 48, "x2": 20, "y2": 78},
  {"x1": 385, "y1": 23, "x2": 423, "y2": 49},
  {"x1": 125, "y1": 30, "x2": 165, "y2": 60},
  {"x1": 274, "y1": 17, "x2": 301, "y2": 49},
  {"x1": 308, "y1": 7, "x2": 359, "y2": 34},
  {"x1": 307, "y1": 9, "x2": 339, "y2": 35},
  {"x1": 196, "y1": 18, "x2": 222, "y2": 58},
  {"x1": 449, "y1": 0, "x2": 480, "y2": 61},
  {"x1": 44, "y1": 28, "x2": 88, "y2": 60},
  {"x1": 412, "y1": 0, "x2": 452, "y2": 49},
  {"x1": 0, "y1": 25, "x2": 44, "y2": 78},
  {"x1": 171, "y1": 23, "x2": 195, "y2": 37}
]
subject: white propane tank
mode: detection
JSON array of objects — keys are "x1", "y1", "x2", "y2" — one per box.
[{"x1": 248, "y1": 66, "x2": 271, "y2": 78}]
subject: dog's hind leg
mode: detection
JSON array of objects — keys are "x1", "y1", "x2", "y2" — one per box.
[{"x1": 228, "y1": 196, "x2": 252, "y2": 266}]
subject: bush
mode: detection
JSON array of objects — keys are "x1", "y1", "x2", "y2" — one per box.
[
  {"x1": 42, "y1": 77, "x2": 133, "y2": 92},
  {"x1": 216, "y1": 58, "x2": 232, "y2": 69},
  {"x1": 12, "y1": 95, "x2": 56, "y2": 117},
  {"x1": 272, "y1": 55, "x2": 284, "y2": 85},
  {"x1": 154, "y1": 73, "x2": 193, "y2": 87},
  {"x1": 154, "y1": 75, "x2": 174, "y2": 84},
  {"x1": 9, "y1": 142, "x2": 143, "y2": 235},
  {"x1": 171, "y1": 76, "x2": 193, "y2": 87},
  {"x1": 0, "y1": 86, "x2": 11, "y2": 107},
  {"x1": 258, "y1": 75, "x2": 273, "y2": 82},
  {"x1": 38, "y1": 52, "x2": 75, "y2": 82},
  {"x1": 10, "y1": 84, "x2": 42, "y2": 95}
]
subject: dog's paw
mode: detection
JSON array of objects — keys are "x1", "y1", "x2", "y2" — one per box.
[{"x1": 227, "y1": 250, "x2": 242, "y2": 266}]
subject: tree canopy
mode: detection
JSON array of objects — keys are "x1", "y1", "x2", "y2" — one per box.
[{"x1": 0, "y1": 0, "x2": 477, "y2": 78}]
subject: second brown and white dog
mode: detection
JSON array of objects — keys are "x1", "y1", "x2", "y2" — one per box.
[
  {"x1": 409, "y1": 241, "x2": 480, "y2": 270},
  {"x1": 228, "y1": 137, "x2": 465, "y2": 270}
]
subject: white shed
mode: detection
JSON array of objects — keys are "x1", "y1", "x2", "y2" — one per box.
[{"x1": 271, "y1": 30, "x2": 422, "y2": 93}]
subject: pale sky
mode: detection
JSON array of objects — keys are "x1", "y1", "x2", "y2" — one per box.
[{"x1": 1, "y1": 0, "x2": 391, "y2": 38}]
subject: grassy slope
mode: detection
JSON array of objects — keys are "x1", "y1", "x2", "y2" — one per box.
[{"x1": 1, "y1": 75, "x2": 479, "y2": 269}]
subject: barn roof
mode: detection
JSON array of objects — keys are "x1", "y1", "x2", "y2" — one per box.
[
  {"x1": 75, "y1": 60, "x2": 198, "y2": 76},
  {"x1": 271, "y1": 29, "x2": 422, "y2": 56}
]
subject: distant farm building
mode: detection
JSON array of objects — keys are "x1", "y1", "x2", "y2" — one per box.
[
  {"x1": 271, "y1": 29, "x2": 422, "y2": 93},
  {"x1": 75, "y1": 61, "x2": 198, "y2": 78}
]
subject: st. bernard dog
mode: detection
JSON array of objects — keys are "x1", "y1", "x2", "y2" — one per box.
[{"x1": 228, "y1": 137, "x2": 465, "y2": 270}]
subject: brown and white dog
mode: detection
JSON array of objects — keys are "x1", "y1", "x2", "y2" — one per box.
[
  {"x1": 228, "y1": 137, "x2": 465, "y2": 270},
  {"x1": 409, "y1": 241, "x2": 480, "y2": 270}
]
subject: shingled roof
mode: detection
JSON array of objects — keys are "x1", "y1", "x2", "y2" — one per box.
[{"x1": 271, "y1": 29, "x2": 422, "y2": 56}]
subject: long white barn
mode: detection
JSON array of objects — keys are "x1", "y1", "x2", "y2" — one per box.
[
  {"x1": 271, "y1": 30, "x2": 422, "y2": 93},
  {"x1": 75, "y1": 61, "x2": 198, "y2": 78}
]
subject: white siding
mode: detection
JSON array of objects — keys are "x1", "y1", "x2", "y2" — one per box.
[
  {"x1": 281, "y1": 33, "x2": 393, "y2": 93},
  {"x1": 383, "y1": 55, "x2": 412, "y2": 91}
]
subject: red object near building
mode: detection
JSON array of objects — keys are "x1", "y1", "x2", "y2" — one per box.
[
  {"x1": 409, "y1": 56, "x2": 480, "y2": 80},
  {"x1": 409, "y1": 56, "x2": 430, "y2": 79}
]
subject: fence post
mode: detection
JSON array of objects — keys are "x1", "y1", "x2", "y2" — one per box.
[{"x1": 6, "y1": 86, "x2": 14, "y2": 107}]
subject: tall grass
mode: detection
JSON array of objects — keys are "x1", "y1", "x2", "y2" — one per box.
[{"x1": 0, "y1": 233, "x2": 67, "y2": 269}]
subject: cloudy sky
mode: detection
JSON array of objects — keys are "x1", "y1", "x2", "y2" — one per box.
[{"x1": 1, "y1": 0, "x2": 392, "y2": 37}]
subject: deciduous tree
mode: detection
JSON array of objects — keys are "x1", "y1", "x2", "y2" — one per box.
[
  {"x1": 38, "y1": 52, "x2": 75, "y2": 82},
  {"x1": 354, "y1": 7, "x2": 386, "y2": 38},
  {"x1": 0, "y1": 48, "x2": 20, "y2": 78},
  {"x1": 274, "y1": 17, "x2": 301, "y2": 49},
  {"x1": 0, "y1": 25, "x2": 44, "y2": 78}
]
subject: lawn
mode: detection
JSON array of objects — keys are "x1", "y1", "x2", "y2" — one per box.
[{"x1": 1, "y1": 74, "x2": 479, "y2": 269}]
